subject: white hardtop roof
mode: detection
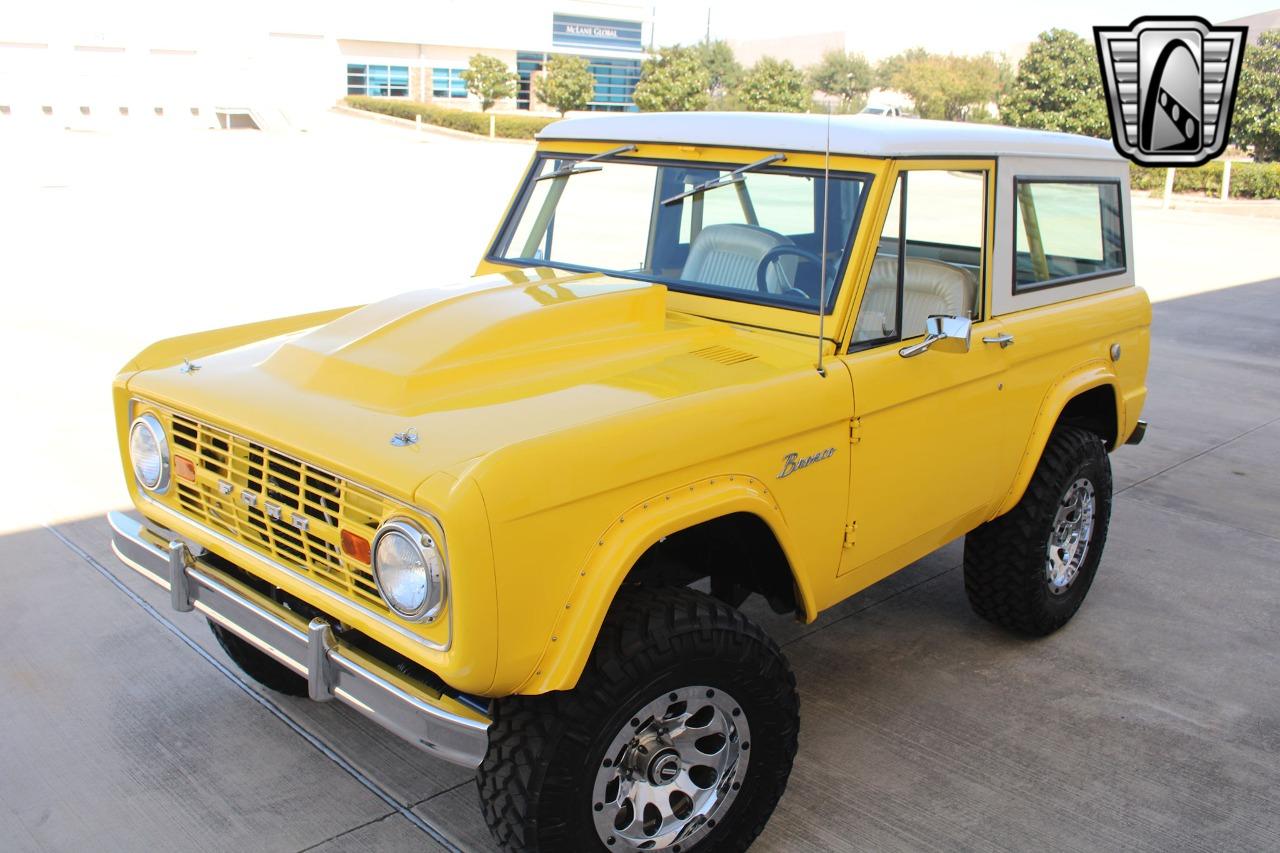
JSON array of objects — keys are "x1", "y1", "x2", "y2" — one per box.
[{"x1": 538, "y1": 112, "x2": 1122, "y2": 161}]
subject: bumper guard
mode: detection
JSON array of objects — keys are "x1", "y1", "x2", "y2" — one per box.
[{"x1": 1126, "y1": 418, "x2": 1148, "y2": 446}]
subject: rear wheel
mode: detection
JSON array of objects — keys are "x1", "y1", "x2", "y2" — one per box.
[
  {"x1": 478, "y1": 586, "x2": 799, "y2": 852},
  {"x1": 207, "y1": 619, "x2": 308, "y2": 696},
  {"x1": 964, "y1": 426, "x2": 1113, "y2": 636}
]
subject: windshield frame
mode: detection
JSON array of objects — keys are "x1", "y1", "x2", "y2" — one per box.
[{"x1": 486, "y1": 149, "x2": 874, "y2": 317}]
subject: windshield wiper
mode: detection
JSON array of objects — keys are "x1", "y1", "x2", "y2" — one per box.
[
  {"x1": 536, "y1": 144, "x2": 638, "y2": 181},
  {"x1": 660, "y1": 152, "x2": 787, "y2": 206}
]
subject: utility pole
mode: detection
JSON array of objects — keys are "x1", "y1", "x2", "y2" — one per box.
[{"x1": 705, "y1": 8, "x2": 711, "y2": 44}]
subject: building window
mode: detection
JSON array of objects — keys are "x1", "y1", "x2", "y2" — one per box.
[
  {"x1": 515, "y1": 52, "x2": 640, "y2": 112},
  {"x1": 432, "y1": 68, "x2": 468, "y2": 99},
  {"x1": 516, "y1": 52, "x2": 544, "y2": 110},
  {"x1": 586, "y1": 57, "x2": 641, "y2": 111},
  {"x1": 347, "y1": 64, "x2": 409, "y2": 97},
  {"x1": 1013, "y1": 179, "x2": 1125, "y2": 291}
]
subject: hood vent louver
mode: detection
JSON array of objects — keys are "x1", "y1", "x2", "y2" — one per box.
[{"x1": 690, "y1": 345, "x2": 757, "y2": 365}]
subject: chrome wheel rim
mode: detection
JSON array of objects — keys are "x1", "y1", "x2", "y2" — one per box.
[
  {"x1": 1046, "y1": 478, "x2": 1096, "y2": 595},
  {"x1": 591, "y1": 685, "x2": 750, "y2": 850}
]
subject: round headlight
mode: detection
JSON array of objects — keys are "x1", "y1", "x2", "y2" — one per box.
[
  {"x1": 129, "y1": 413, "x2": 170, "y2": 492},
  {"x1": 372, "y1": 519, "x2": 445, "y2": 621}
]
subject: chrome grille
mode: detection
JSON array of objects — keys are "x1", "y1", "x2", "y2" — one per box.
[{"x1": 157, "y1": 408, "x2": 392, "y2": 612}]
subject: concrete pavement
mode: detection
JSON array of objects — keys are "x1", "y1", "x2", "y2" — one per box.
[{"x1": 3, "y1": 276, "x2": 1279, "y2": 850}]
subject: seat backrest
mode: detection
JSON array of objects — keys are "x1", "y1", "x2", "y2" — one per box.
[
  {"x1": 682, "y1": 223, "x2": 797, "y2": 294},
  {"x1": 853, "y1": 255, "x2": 977, "y2": 342}
]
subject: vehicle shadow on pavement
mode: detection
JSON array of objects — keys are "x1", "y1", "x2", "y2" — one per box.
[{"x1": 4, "y1": 276, "x2": 1279, "y2": 852}]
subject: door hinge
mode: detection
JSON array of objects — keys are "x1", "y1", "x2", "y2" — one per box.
[
  {"x1": 843, "y1": 521, "x2": 857, "y2": 548},
  {"x1": 849, "y1": 417, "x2": 862, "y2": 445}
]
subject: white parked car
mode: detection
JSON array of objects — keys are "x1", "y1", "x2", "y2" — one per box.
[{"x1": 861, "y1": 104, "x2": 905, "y2": 117}]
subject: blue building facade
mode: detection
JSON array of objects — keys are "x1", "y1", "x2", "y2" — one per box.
[{"x1": 517, "y1": 14, "x2": 644, "y2": 112}]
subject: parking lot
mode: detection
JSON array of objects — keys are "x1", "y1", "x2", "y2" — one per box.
[{"x1": 2, "y1": 114, "x2": 1280, "y2": 851}]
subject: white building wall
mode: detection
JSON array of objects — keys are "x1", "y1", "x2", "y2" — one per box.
[{"x1": 0, "y1": 0, "x2": 649, "y2": 130}]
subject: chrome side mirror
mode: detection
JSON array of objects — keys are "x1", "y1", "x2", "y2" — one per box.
[{"x1": 898, "y1": 315, "x2": 972, "y2": 358}]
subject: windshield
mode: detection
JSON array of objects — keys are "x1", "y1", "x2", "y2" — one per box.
[{"x1": 491, "y1": 152, "x2": 872, "y2": 313}]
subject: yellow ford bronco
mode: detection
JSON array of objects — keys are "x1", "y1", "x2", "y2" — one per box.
[{"x1": 111, "y1": 113, "x2": 1149, "y2": 852}]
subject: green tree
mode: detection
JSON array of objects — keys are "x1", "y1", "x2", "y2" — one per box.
[
  {"x1": 460, "y1": 54, "x2": 517, "y2": 112},
  {"x1": 875, "y1": 48, "x2": 929, "y2": 89},
  {"x1": 736, "y1": 57, "x2": 813, "y2": 112},
  {"x1": 808, "y1": 50, "x2": 874, "y2": 108},
  {"x1": 1235, "y1": 31, "x2": 1280, "y2": 162},
  {"x1": 998, "y1": 29, "x2": 1109, "y2": 137},
  {"x1": 694, "y1": 40, "x2": 742, "y2": 96},
  {"x1": 537, "y1": 54, "x2": 595, "y2": 116},
  {"x1": 633, "y1": 45, "x2": 711, "y2": 111},
  {"x1": 879, "y1": 50, "x2": 1002, "y2": 120}
]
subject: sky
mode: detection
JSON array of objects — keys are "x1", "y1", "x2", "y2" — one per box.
[
  {"x1": 2, "y1": 0, "x2": 1273, "y2": 62},
  {"x1": 649, "y1": 0, "x2": 1275, "y2": 59}
]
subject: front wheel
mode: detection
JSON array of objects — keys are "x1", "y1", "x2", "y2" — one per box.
[{"x1": 478, "y1": 586, "x2": 799, "y2": 852}]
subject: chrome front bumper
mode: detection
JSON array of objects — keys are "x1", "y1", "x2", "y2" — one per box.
[{"x1": 108, "y1": 511, "x2": 491, "y2": 768}]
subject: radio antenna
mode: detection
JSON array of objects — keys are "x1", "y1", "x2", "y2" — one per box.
[{"x1": 816, "y1": 106, "x2": 832, "y2": 377}]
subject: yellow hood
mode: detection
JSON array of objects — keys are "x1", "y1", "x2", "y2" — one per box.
[{"x1": 125, "y1": 271, "x2": 816, "y2": 501}]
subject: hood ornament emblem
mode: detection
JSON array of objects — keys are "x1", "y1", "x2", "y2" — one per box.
[
  {"x1": 390, "y1": 427, "x2": 419, "y2": 447},
  {"x1": 180, "y1": 359, "x2": 201, "y2": 375}
]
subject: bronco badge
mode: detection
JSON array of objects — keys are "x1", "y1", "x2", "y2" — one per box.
[{"x1": 777, "y1": 447, "x2": 836, "y2": 479}]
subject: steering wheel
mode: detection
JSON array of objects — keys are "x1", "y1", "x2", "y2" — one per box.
[{"x1": 755, "y1": 244, "x2": 825, "y2": 297}]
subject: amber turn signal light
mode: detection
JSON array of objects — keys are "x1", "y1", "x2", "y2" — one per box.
[
  {"x1": 341, "y1": 529, "x2": 372, "y2": 564},
  {"x1": 174, "y1": 455, "x2": 197, "y2": 482}
]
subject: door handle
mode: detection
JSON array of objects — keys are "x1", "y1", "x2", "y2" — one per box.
[{"x1": 982, "y1": 333, "x2": 1015, "y2": 348}]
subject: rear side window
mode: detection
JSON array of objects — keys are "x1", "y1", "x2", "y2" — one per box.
[{"x1": 1013, "y1": 179, "x2": 1125, "y2": 291}]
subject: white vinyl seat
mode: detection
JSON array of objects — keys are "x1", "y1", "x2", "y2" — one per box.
[
  {"x1": 682, "y1": 223, "x2": 798, "y2": 294},
  {"x1": 853, "y1": 255, "x2": 977, "y2": 342}
]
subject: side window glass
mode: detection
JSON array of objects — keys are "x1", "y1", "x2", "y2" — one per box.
[
  {"x1": 854, "y1": 169, "x2": 985, "y2": 345},
  {"x1": 1014, "y1": 180, "x2": 1125, "y2": 289},
  {"x1": 855, "y1": 175, "x2": 904, "y2": 341}
]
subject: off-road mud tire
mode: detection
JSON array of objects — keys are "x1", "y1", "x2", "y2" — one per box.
[
  {"x1": 964, "y1": 425, "x2": 1113, "y2": 636},
  {"x1": 208, "y1": 618, "x2": 309, "y2": 696},
  {"x1": 477, "y1": 585, "x2": 799, "y2": 852}
]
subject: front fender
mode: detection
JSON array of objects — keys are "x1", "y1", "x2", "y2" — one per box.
[
  {"x1": 119, "y1": 306, "x2": 357, "y2": 375},
  {"x1": 514, "y1": 474, "x2": 815, "y2": 695},
  {"x1": 993, "y1": 361, "x2": 1120, "y2": 518}
]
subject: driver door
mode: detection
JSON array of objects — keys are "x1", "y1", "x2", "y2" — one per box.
[{"x1": 837, "y1": 162, "x2": 1020, "y2": 584}]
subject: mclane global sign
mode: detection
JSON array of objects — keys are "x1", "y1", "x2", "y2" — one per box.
[
  {"x1": 1094, "y1": 16, "x2": 1247, "y2": 166},
  {"x1": 552, "y1": 14, "x2": 643, "y2": 52}
]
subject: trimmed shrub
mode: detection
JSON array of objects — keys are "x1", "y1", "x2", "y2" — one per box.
[
  {"x1": 1130, "y1": 160, "x2": 1280, "y2": 199},
  {"x1": 1231, "y1": 162, "x2": 1280, "y2": 198},
  {"x1": 345, "y1": 97, "x2": 555, "y2": 139}
]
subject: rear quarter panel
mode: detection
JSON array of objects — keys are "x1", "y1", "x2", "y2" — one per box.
[{"x1": 991, "y1": 286, "x2": 1151, "y2": 518}]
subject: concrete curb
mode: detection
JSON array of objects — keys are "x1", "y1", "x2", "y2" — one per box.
[
  {"x1": 331, "y1": 105, "x2": 536, "y2": 145},
  {"x1": 1132, "y1": 190, "x2": 1280, "y2": 220}
]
